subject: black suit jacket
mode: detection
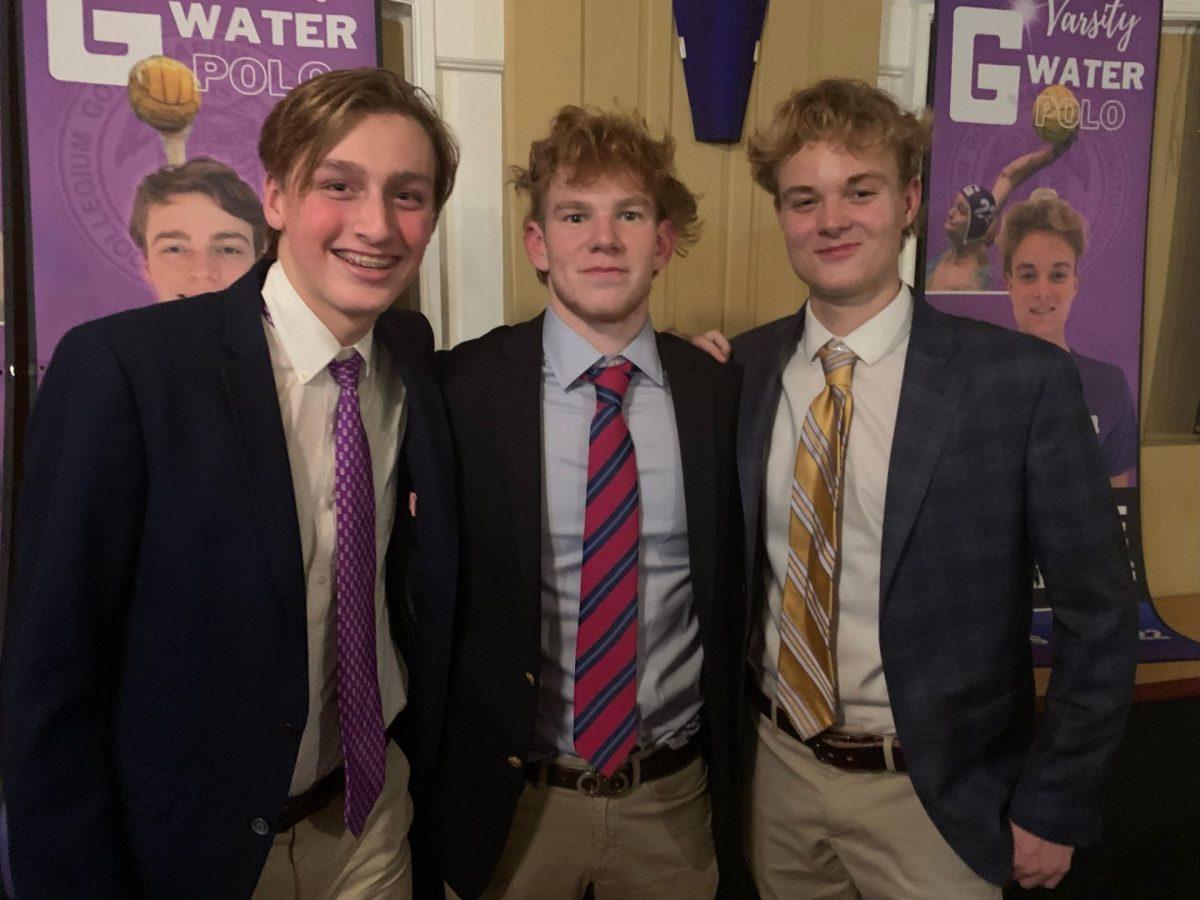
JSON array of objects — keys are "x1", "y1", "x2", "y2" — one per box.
[
  {"x1": 0, "y1": 260, "x2": 457, "y2": 898},
  {"x1": 731, "y1": 295, "x2": 1138, "y2": 885},
  {"x1": 431, "y1": 316, "x2": 748, "y2": 898}
]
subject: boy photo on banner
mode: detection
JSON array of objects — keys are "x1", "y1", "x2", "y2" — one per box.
[
  {"x1": 19, "y1": 0, "x2": 378, "y2": 371},
  {"x1": 922, "y1": 0, "x2": 1200, "y2": 666}
]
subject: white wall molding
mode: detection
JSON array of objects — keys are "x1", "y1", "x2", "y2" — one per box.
[
  {"x1": 878, "y1": 1, "x2": 934, "y2": 283},
  {"x1": 878, "y1": 1, "x2": 936, "y2": 112},
  {"x1": 436, "y1": 55, "x2": 504, "y2": 74},
  {"x1": 1165, "y1": 1, "x2": 1200, "y2": 25},
  {"x1": 385, "y1": 0, "x2": 505, "y2": 348}
]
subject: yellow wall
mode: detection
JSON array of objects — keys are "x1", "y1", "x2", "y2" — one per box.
[
  {"x1": 1140, "y1": 28, "x2": 1200, "y2": 599},
  {"x1": 502, "y1": 0, "x2": 883, "y2": 331},
  {"x1": 1142, "y1": 30, "x2": 1200, "y2": 439}
]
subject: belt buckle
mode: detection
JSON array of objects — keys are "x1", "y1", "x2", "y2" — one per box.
[{"x1": 576, "y1": 768, "x2": 632, "y2": 798}]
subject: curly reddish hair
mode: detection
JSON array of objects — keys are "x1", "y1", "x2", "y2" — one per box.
[{"x1": 513, "y1": 105, "x2": 700, "y2": 281}]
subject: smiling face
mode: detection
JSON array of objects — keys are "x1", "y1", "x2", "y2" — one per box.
[
  {"x1": 1005, "y1": 230, "x2": 1077, "y2": 349},
  {"x1": 524, "y1": 169, "x2": 675, "y2": 340},
  {"x1": 263, "y1": 112, "x2": 437, "y2": 345},
  {"x1": 775, "y1": 140, "x2": 920, "y2": 326},
  {"x1": 143, "y1": 192, "x2": 257, "y2": 301}
]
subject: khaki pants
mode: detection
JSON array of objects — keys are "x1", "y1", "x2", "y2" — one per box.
[
  {"x1": 747, "y1": 713, "x2": 1001, "y2": 900},
  {"x1": 474, "y1": 753, "x2": 718, "y2": 900},
  {"x1": 253, "y1": 740, "x2": 413, "y2": 900}
]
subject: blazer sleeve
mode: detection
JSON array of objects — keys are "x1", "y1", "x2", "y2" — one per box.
[
  {"x1": 1007, "y1": 350, "x2": 1138, "y2": 846},
  {"x1": 1, "y1": 324, "x2": 145, "y2": 896}
]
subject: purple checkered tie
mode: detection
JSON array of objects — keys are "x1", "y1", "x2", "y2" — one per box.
[{"x1": 328, "y1": 352, "x2": 385, "y2": 837}]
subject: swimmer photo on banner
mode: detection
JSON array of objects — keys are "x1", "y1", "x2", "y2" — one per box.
[
  {"x1": 15, "y1": 0, "x2": 379, "y2": 377},
  {"x1": 921, "y1": 0, "x2": 1200, "y2": 667}
]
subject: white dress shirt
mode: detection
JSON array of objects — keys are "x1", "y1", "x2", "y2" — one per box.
[
  {"x1": 261, "y1": 261, "x2": 408, "y2": 795},
  {"x1": 756, "y1": 285, "x2": 913, "y2": 735},
  {"x1": 534, "y1": 307, "x2": 702, "y2": 758}
]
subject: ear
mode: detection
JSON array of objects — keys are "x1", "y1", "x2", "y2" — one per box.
[
  {"x1": 262, "y1": 175, "x2": 287, "y2": 232},
  {"x1": 523, "y1": 220, "x2": 550, "y2": 275},
  {"x1": 903, "y1": 177, "x2": 922, "y2": 229},
  {"x1": 653, "y1": 218, "x2": 678, "y2": 272}
]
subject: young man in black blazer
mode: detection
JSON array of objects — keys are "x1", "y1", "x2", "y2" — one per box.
[
  {"x1": 433, "y1": 107, "x2": 749, "y2": 899},
  {"x1": 2, "y1": 69, "x2": 459, "y2": 898}
]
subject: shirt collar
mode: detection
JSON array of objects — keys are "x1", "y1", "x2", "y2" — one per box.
[
  {"x1": 801, "y1": 283, "x2": 913, "y2": 367},
  {"x1": 542, "y1": 305, "x2": 664, "y2": 391},
  {"x1": 261, "y1": 260, "x2": 374, "y2": 384}
]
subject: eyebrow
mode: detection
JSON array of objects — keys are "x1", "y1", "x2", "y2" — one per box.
[
  {"x1": 316, "y1": 158, "x2": 435, "y2": 187},
  {"x1": 150, "y1": 230, "x2": 192, "y2": 244},
  {"x1": 150, "y1": 230, "x2": 251, "y2": 246},
  {"x1": 314, "y1": 159, "x2": 367, "y2": 179},
  {"x1": 550, "y1": 196, "x2": 653, "y2": 213},
  {"x1": 781, "y1": 172, "x2": 890, "y2": 198},
  {"x1": 210, "y1": 232, "x2": 252, "y2": 245}
]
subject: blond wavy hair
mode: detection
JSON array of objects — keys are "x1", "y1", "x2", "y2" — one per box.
[{"x1": 748, "y1": 79, "x2": 930, "y2": 237}]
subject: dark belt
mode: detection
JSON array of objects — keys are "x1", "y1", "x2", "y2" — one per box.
[
  {"x1": 525, "y1": 738, "x2": 701, "y2": 798},
  {"x1": 276, "y1": 766, "x2": 345, "y2": 833},
  {"x1": 749, "y1": 683, "x2": 906, "y2": 773}
]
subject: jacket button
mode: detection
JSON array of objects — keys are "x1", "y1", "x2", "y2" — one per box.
[
  {"x1": 507, "y1": 755, "x2": 523, "y2": 769},
  {"x1": 250, "y1": 817, "x2": 271, "y2": 836},
  {"x1": 524, "y1": 671, "x2": 535, "y2": 686},
  {"x1": 281, "y1": 722, "x2": 299, "y2": 738}
]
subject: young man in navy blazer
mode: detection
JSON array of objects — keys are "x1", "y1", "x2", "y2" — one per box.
[
  {"x1": 433, "y1": 107, "x2": 749, "y2": 899},
  {"x1": 706, "y1": 80, "x2": 1136, "y2": 897},
  {"x1": 2, "y1": 69, "x2": 458, "y2": 898}
]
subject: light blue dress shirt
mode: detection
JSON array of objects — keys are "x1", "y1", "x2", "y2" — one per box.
[{"x1": 533, "y1": 307, "x2": 703, "y2": 759}]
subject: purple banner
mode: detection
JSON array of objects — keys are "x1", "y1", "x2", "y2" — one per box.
[
  {"x1": 924, "y1": 0, "x2": 1200, "y2": 666},
  {"x1": 21, "y1": 0, "x2": 378, "y2": 371}
]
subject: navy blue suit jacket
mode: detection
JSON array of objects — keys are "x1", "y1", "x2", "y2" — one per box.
[
  {"x1": 0, "y1": 260, "x2": 457, "y2": 898},
  {"x1": 732, "y1": 295, "x2": 1137, "y2": 885}
]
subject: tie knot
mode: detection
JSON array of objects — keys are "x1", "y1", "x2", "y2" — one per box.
[
  {"x1": 583, "y1": 360, "x2": 636, "y2": 405},
  {"x1": 817, "y1": 341, "x2": 857, "y2": 387},
  {"x1": 328, "y1": 352, "x2": 364, "y2": 390}
]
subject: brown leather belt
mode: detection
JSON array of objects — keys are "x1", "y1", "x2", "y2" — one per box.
[
  {"x1": 276, "y1": 766, "x2": 345, "y2": 833},
  {"x1": 749, "y1": 683, "x2": 906, "y2": 773},
  {"x1": 525, "y1": 739, "x2": 700, "y2": 798}
]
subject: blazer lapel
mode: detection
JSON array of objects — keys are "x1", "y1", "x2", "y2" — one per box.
[
  {"x1": 497, "y1": 316, "x2": 547, "y2": 605},
  {"x1": 658, "y1": 335, "x2": 715, "y2": 629},
  {"x1": 219, "y1": 262, "x2": 306, "y2": 622},
  {"x1": 737, "y1": 311, "x2": 805, "y2": 595},
  {"x1": 879, "y1": 296, "x2": 966, "y2": 605}
]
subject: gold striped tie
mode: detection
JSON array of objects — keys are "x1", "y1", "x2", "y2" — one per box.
[{"x1": 776, "y1": 340, "x2": 857, "y2": 739}]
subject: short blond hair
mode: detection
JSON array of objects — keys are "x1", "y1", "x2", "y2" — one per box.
[
  {"x1": 258, "y1": 68, "x2": 459, "y2": 251},
  {"x1": 749, "y1": 79, "x2": 929, "y2": 236},
  {"x1": 999, "y1": 188, "x2": 1086, "y2": 274}
]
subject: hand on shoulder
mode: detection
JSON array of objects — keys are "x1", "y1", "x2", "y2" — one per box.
[{"x1": 665, "y1": 327, "x2": 731, "y2": 363}]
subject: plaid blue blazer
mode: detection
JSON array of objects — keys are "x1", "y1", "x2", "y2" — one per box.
[{"x1": 731, "y1": 294, "x2": 1138, "y2": 885}]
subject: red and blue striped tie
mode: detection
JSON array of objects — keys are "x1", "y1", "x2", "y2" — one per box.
[{"x1": 574, "y1": 361, "x2": 640, "y2": 777}]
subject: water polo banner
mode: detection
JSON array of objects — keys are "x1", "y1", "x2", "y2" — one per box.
[
  {"x1": 19, "y1": 0, "x2": 378, "y2": 373},
  {"x1": 924, "y1": 0, "x2": 1200, "y2": 668}
]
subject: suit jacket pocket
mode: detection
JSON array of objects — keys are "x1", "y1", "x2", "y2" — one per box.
[{"x1": 118, "y1": 754, "x2": 179, "y2": 821}]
